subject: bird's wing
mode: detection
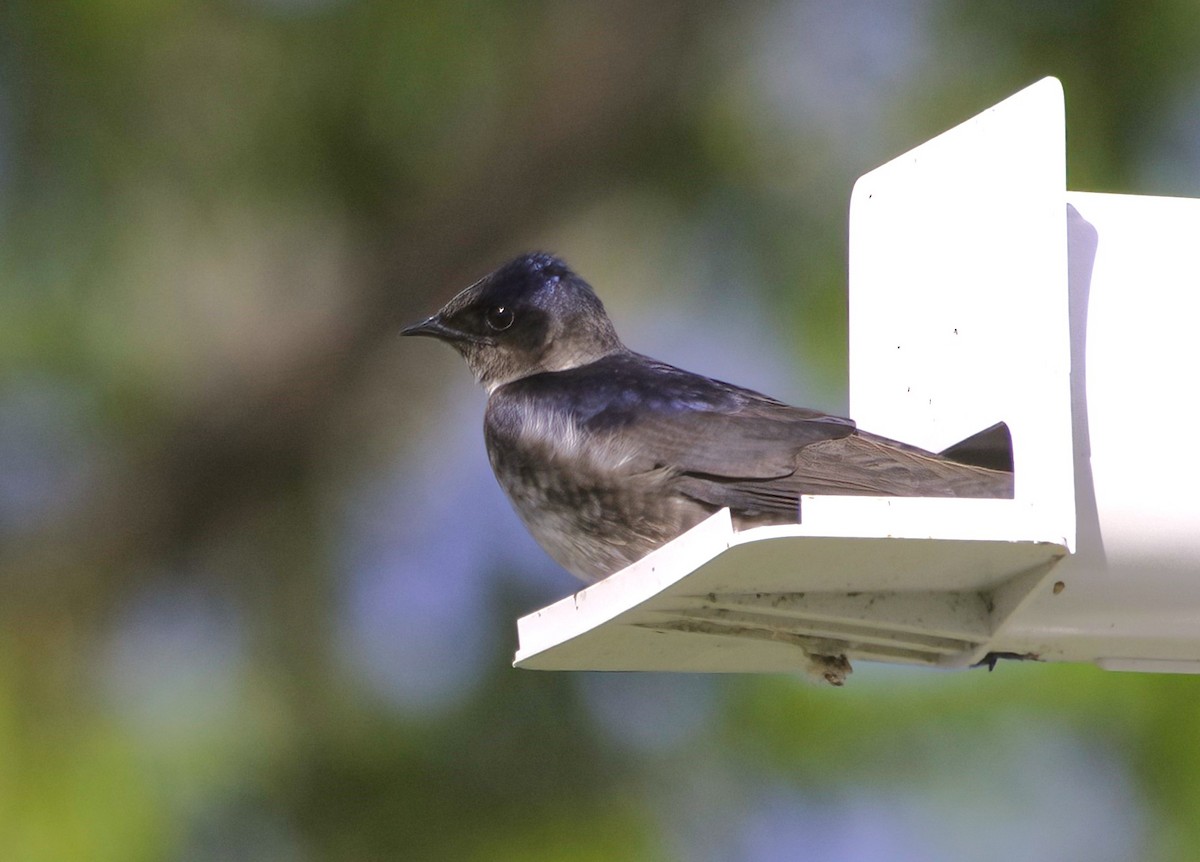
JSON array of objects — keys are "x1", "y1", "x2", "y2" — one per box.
[
  {"x1": 635, "y1": 415, "x2": 1012, "y2": 513},
  {"x1": 575, "y1": 361, "x2": 1010, "y2": 512},
  {"x1": 500, "y1": 353, "x2": 1009, "y2": 519},
  {"x1": 591, "y1": 402, "x2": 855, "y2": 477},
  {"x1": 579, "y1": 373, "x2": 857, "y2": 515}
]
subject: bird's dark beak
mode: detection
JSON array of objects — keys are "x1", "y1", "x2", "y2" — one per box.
[{"x1": 401, "y1": 314, "x2": 461, "y2": 342}]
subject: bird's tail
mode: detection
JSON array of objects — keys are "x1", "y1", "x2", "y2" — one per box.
[{"x1": 937, "y1": 421, "x2": 1013, "y2": 473}]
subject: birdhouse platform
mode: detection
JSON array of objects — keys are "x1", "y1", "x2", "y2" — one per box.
[{"x1": 514, "y1": 77, "x2": 1200, "y2": 678}]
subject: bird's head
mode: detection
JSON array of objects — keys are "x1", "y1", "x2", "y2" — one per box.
[{"x1": 403, "y1": 253, "x2": 624, "y2": 392}]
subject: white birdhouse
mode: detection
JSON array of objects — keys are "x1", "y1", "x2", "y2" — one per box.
[{"x1": 513, "y1": 77, "x2": 1200, "y2": 679}]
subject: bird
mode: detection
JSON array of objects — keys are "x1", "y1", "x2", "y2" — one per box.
[{"x1": 403, "y1": 252, "x2": 1013, "y2": 585}]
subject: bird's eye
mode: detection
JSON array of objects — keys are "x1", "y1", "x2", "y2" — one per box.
[{"x1": 485, "y1": 306, "x2": 515, "y2": 331}]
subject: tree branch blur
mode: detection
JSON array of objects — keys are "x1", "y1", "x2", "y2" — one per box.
[{"x1": 2, "y1": 0, "x2": 721, "y2": 621}]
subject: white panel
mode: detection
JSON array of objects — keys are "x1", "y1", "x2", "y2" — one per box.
[
  {"x1": 847, "y1": 77, "x2": 1075, "y2": 550},
  {"x1": 998, "y1": 192, "x2": 1200, "y2": 663},
  {"x1": 1071, "y1": 192, "x2": 1200, "y2": 559}
]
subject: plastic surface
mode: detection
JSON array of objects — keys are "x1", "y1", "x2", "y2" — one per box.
[
  {"x1": 847, "y1": 76, "x2": 1074, "y2": 551},
  {"x1": 997, "y1": 191, "x2": 1200, "y2": 666}
]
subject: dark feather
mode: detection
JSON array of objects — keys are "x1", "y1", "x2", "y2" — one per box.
[
  {"x1": 505, "y1": 352, "x2": 856, "y2": 479},
  {"x1": 493, "y1": 351, "x2": 1012, "y2": 525}
]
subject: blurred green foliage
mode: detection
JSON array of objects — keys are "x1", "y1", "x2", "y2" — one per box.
[{"x1": 2, "y1": 1, "x2": 1200, "y2": 860}]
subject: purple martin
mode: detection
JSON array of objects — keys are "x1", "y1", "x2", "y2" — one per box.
[{"x1": 403, "y1": 253, "x2": 1013, "y2": 583}]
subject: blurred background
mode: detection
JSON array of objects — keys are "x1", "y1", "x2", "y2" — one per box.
[{"x1": 2, "y1": 1, "x2": 1200, "y2": 860}]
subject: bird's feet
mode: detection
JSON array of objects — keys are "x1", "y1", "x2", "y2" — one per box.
[
  {"x1": 972, "y1": 651, "x2": 1040, "y2": 671},
  {"x1": 809, "y1": 653, "x2": 853, "y2": 686}
]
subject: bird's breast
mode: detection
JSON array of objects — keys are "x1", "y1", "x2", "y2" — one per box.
[{"x1": 482, "y1": 397, "x2": 708, "y2": 580}]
